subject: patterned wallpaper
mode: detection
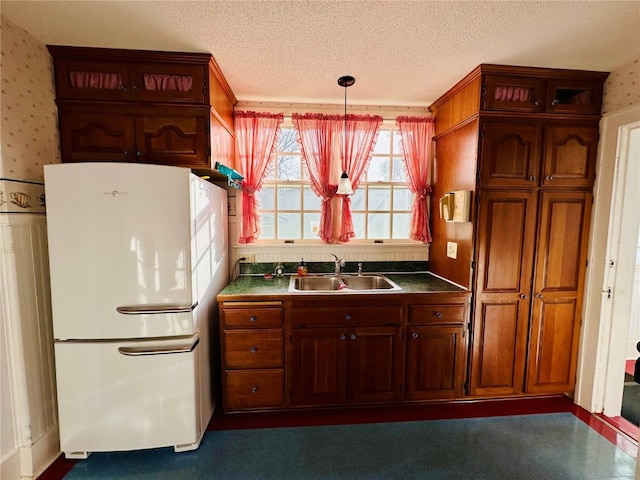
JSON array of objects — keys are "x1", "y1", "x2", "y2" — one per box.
[
  {"x1": 603, "y1": 58, "x2": 640, "y2": 114},
  {"x1": 0, "y1": 15, "x2": 60, "y2": 184}
]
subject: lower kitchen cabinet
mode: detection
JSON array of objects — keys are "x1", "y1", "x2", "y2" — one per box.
[
  {"x1": 406, "y1": 297, "x2": 469, "y2": 400},
  {"x1": 220, "y1": 301, "x2": 284, "y2": 411},
  {"x1": 289, "y1": 325, "x2": 402, "y2": 406},
  {"x1": 288, "y1": 302, "x2": 403, "y2": 407}
]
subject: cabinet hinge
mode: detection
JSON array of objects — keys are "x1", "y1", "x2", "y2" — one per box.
[
  {"x1": 475, "y1": 192, "x2": 481, "y2": 205},
  {"x1": 471, "y1": 260, "x2": 475, "y2": 271}
]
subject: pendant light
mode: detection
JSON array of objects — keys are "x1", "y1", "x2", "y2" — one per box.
[{"x1": 337, "y1": 75, "x2": 355, "y2": 195}]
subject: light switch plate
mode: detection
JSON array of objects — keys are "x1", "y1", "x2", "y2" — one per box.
[{"x1": 447, "y1": 242, "x2": 458, "y2": 259}]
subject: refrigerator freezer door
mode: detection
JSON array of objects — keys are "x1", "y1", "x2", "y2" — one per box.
[
  {"x1": 55, "y1": 337, "x2": 205, "y2": 457},
  {"x1": 45, "y1": 163, "x2": 204, "y2": 340}
]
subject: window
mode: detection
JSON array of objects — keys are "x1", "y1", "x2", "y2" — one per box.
[{"x1": 255, "y1": 119, "x2": 413, "y2": 242}]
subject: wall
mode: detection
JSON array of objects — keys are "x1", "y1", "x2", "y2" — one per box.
[{"x1": 0, "y1": 15, "x2": 60, "y2": 480}]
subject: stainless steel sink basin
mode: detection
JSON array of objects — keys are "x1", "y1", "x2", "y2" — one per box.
[{"x1": 288, "y1": 275, "x2": 401, "y2": 292}]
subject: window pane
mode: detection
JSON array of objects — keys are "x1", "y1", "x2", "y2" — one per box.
[
  {"x1": 351, "y1": 188, "x2": 365, "y2": 210},
  {"x1": 392, "y1": 213, "x2": 411, "y2": 239},
  {"x1": 277, "y1": 185, "x2": 301, "y2": 210},
  {"x1": 278, "y1": 213, "x2": 300, "y2": 239},
  {"x1": 303, "y1": 185, "x2": 320, "y2": 210},
  {"x1": 393, "y1": 186, "x2": 412, "y2": 210},
  {"x1": 373, "y1": 129, "x2": 391, "y2": 154},
  {"x1": 259, "y1": 213, "x2": 275, "y2": 239},
  {"x1": 366, "y1": 157, "x2": 389, "y2": 182},
  {"x1": 368, "y1": 213, "x2": 390, "y2": 238},
  {"x1": 263, "y1": 160, "x2": 275, "y2": 180},
  {"x1": 278, "y1": 155, "x2": 301, "y2": 180},
  {"x1": 278, "y1": 127, "x2": 299, "y2": 152},
  {"x1": 368, "y1": 186, "x2": 390, "y2": 211},
  {"x1": 256, "y1": 185, "x2": 275, "y2": 210},
  {"x1": 392, "y1": 157, "x2": 407, "y2": 182},
  {"x1": 393, "y1": 130, "x2": 403, "y2": 154},
  {"x1": 351, "y1": 212, "x2": 365, "y2": 238},
  {"x1": 303, "y1": 212, "x2": 321, "y2": 239}
]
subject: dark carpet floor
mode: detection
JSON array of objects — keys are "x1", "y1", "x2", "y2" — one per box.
[{"x1": 57, "y1": 413, "x2": 636, "y2": 480}]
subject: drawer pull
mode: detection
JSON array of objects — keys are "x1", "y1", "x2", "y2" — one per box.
[
  {"x1": 345, "y1": 314, "x2": 351, "y2": 321},
  {"x1": 412, "y1": 332, "x2": 419, "y2": 339},
  {"x1": 340, "y1": 334, "x2": 346, "y2": 341},
  {"x1": 350, "y1": 333, "x2": 356, "y2": 340},
  {"x1": 249, "y1": 315, "x2": 257, "y2": 322},
  {"x1": 251, "y1": 387, "x2": 259, "y2": 394},
  {"x1": 434, "y1": 311, "x2": 443, "y2": 318},
  {"x1": 250, "y1": 346, "x2": 258, "y2": 354}
]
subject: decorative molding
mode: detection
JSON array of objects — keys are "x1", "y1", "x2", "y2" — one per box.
[
  {"x1": 0, "y1": 179, "x2": 46, "y2": 214},
  {"x1": 235, "y1": 101, "x2": 430, "y2": 120}
]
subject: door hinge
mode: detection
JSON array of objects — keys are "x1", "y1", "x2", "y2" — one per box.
[{"x1": 603, "y1": 287, "x2": 612, "y2": 299}]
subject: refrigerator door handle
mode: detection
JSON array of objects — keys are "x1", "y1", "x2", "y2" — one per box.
[
  {"x1": 118, "y1": 337, "x2": 199, "y2": 357},
  {"x1": 116, "y1": 302, "x2": 198, "y2": 315}
]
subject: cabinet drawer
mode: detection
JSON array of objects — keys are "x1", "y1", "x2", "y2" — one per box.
[
  {"x1": 409, "y1": 304, "x2": 465, "y2": 325},
  {"x1": 224, "y1": 369, "x2": 284, "y2": 410},
  {"x1": 291, "y1": 306, "x2": 403, "y2": 326},
  {"x1": 224, "y1": 329, "x2": 283, "y2": 368},
  {"x1": 223, "y1": 306, "x2": 283, "y2": 327}
]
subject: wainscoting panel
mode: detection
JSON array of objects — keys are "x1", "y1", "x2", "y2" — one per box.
[{"x1": 1, "y1": 212, "x2": 59, "y2": 479}]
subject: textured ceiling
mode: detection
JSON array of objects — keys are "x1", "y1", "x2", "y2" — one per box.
[{"x1": 2, "y1": 1, "x2": 639, "y2": 107}]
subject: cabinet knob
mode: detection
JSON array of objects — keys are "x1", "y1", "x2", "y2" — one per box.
[
  {"x1": 118, "y1": 84, "x2": 127, "y2": 92},
  {"x1": 551, "y1": 99, "x2": 560, "y2": 106},
  {"x1": 251, "y1": 387, "x2": 259, "y2": 394},
  {"x1": 136, "y1": 151, "x2": 144, "y2": 157},
  {"x1": 545, "y1": 175, "x2": 553, "y2": 181},
  {"x1": 520, "y1": 294, "x2": 528, "y2": 299},
  {"x1": 132, "y1": 85, "x2": 140, "y2": 92},
  {"x1": 412, "y1": 332, "x2": 419, "y2": 339},
  {"x1": 529, "y1": 176, "x2": 537, "y2": 181},
  {"x1": 536, "y1": 293, "x2": 543, "y2": 299},
  {"x1": 350, "y1": 334, "x2": 356, "y2": 340},
  {"x1": 534, "y1": 99, "x2": 543, "y2": 106},
  {"x1": 250, "y1": 346, "x2": 258, "y2": 354},
  {"x1": 434, "y1": 311, "x2": 443, "y2": 318},
  {"x1": 123, "y1": 150, "x2": 129, "y2": 158},
  {"x1": 344, "y1": 314, "x2": 351, "y2": 321},
  {"x1": 340, "y1": 334, "x2": 346, "y2": 341},
  {"x1": 249, "y1": 316, "x2": 257, "y2": 322}
]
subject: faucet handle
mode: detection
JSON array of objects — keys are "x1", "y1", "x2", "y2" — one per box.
[{"x1": 357, "y1": 262, "x2": 363, "y2": 275}]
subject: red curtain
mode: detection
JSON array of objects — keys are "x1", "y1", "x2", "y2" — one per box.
[
  {"x1": 235, "y1": 111, "x2": 284, "y2": 244},
  {"x1": 292, "y1": 113, "x2": 342, "y2": 243},
  {"x1": 339, "y1": 114, "x2": 383, "y2": 242},
  {"x1": 396, "y1": 116, "x2": 435, "y2": 243}
]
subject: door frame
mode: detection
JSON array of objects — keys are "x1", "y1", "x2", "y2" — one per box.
[{"x1": 576, "y1": 103, "x2": 640, "y2": 413}]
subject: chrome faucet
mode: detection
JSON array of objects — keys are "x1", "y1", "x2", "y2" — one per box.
[{"x1": 330, "y1": 253, "x2": 345, "y2": 276}]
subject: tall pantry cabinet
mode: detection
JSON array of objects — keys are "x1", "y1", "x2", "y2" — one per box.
[{"x1": 428, "y1": 65, "x2": 608, "y2": 398}]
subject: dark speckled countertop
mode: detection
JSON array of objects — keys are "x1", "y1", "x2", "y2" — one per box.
[{"x1": 217, "y1": 272, "x2": 467, "y2": 299}]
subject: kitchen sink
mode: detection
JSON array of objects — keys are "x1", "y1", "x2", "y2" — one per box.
[{"x1": 288, "y1": 275, "x2": 401, "y2": 293}]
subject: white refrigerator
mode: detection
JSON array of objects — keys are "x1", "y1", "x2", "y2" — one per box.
[{"x1": 44, "y1": 162, "x2": 228, "y2": 459}]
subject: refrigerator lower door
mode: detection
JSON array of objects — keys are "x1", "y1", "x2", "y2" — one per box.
[{"x1": 55, "y1": 336, "x2": 204, "y2": 458}]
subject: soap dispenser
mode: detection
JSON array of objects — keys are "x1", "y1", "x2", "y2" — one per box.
[{"x1": 297, "y1": 258, "x2": 308, "y2": 276}]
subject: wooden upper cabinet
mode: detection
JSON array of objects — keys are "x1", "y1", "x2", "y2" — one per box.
[
  {"x1": 50, "y1": 48, "x2": 209, "y2": 104},
  {"x1": 482, "y1": 69, "x2": 607, "y2": 115},
  {"x1": 546, "y1": 78, "x2": 604, "y2": 115},
  {"x1": 483, "y1": 75, "x2": 546, "y2": 113},
  {"x1": 480, "y1": 122, "x2": 542, "y2": 187},
  {"x1": 542, "y1": 125, "x2": 599, "y2": 188}
]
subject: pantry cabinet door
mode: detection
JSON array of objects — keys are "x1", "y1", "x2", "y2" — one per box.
[
  {"x1": 469, "y1": 190, "x2": 537, "y2": 396},
  {"x1": 526, "y1": 191, "x2": 592, "y2": 394}
]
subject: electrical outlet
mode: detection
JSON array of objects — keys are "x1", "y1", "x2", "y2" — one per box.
[
  {"x1": 446, "y1": 242, "x2": 458, "y2": 259},
  {"x1": 242, "y1": 254, "x2": 256, "y2": 263}
]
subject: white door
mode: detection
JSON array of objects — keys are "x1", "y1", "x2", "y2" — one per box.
[
  {"x1": 45, "y1": 163, "x2": 197, "y2": 340},
  {"x1": 601, "y1": 121, "x2": 640, "y2": 416}
]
